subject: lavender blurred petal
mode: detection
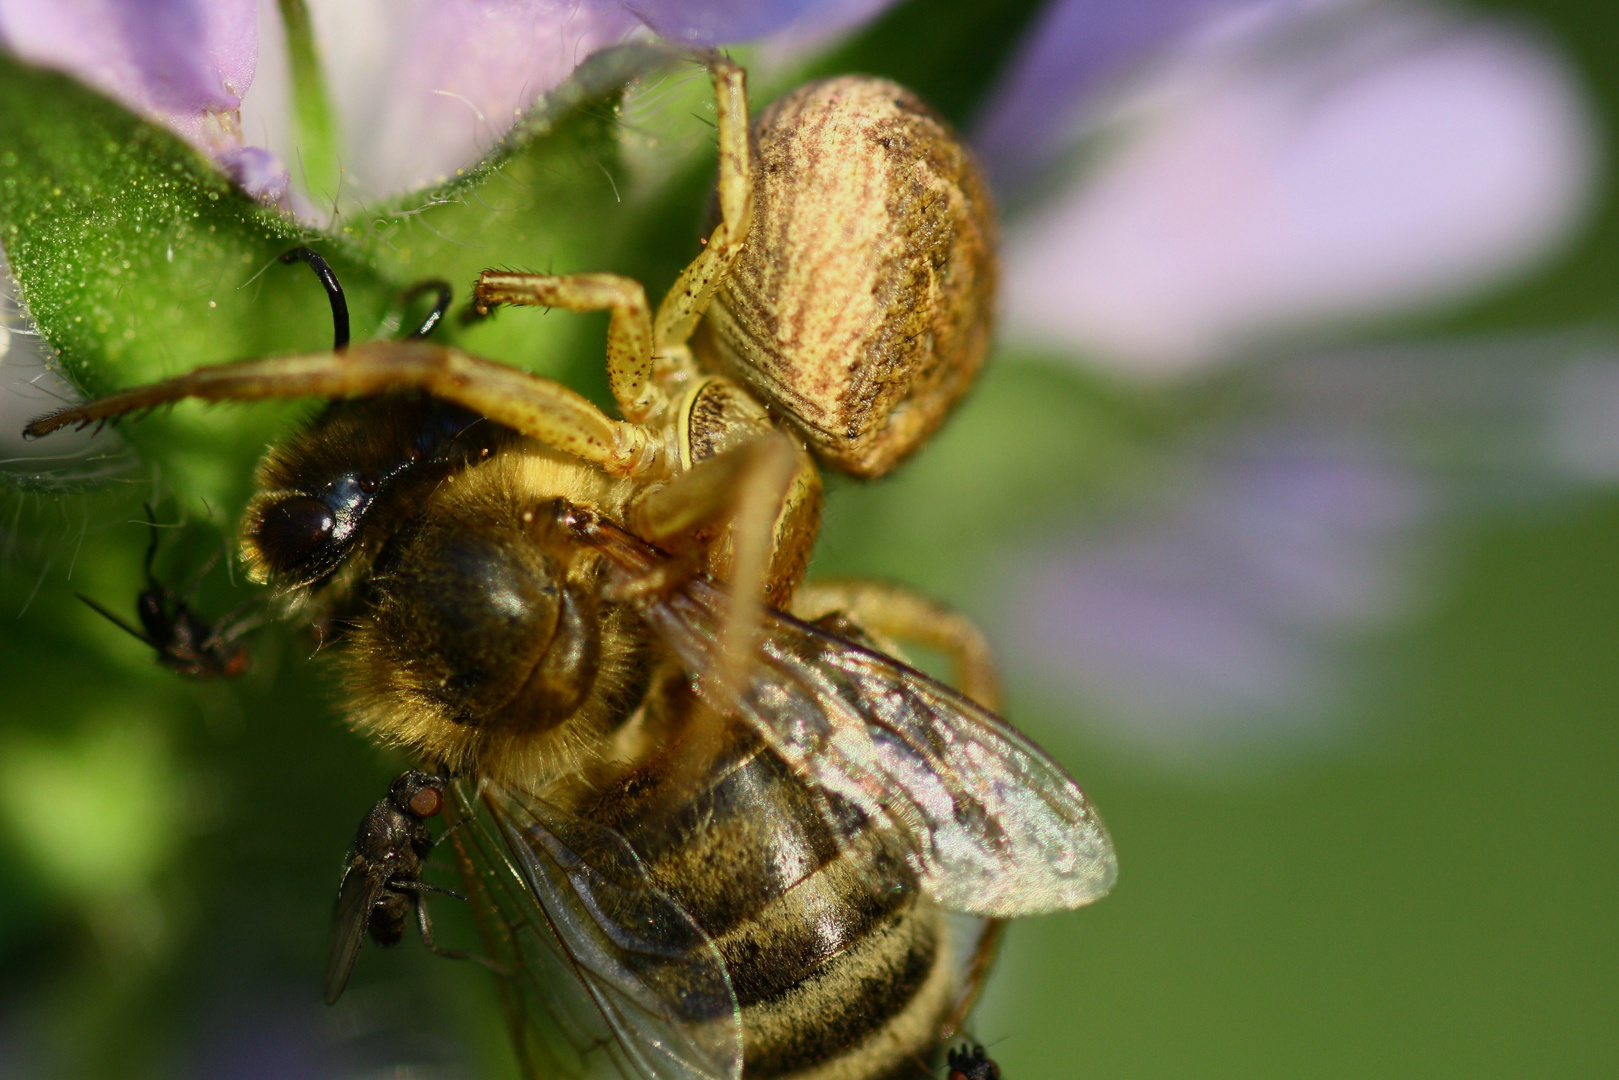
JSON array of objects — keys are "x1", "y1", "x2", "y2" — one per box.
[
  {"x1": 635, "y1": 0, "x2": 894, "y2": 44},
  {"x1": 1008, "y1": 439, "x2": 1433, "y2": 766},
  {"x1": 998, "y1": 4, "x2": 1597, "y2": 376},
  {"x1": 747, "y1": 0, "x2": 900, "y2": 62},
  {"x1": 972, "y1": 0, "x2": 1244, "y2": 191},
  {"x1": 998, "y1": 338, "x2": 1619, "y2": 770},
  {"x1": 1543, "y1": 361, "x2": 1619, "y2": 482},
  {"x1": 0, "y1": 0, "x2": 257, "y2": 155}
]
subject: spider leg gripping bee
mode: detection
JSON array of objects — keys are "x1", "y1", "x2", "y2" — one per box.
[{"x1": 28, "y1": 56, "x2": 1108, "y2": 1080}]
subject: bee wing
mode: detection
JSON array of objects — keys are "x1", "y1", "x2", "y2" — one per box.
[
  {"x1": 444, "y1": 779, "x2": 742, "y2": 1080},
  {"x1": 324, "y1": 859, "x2": 390, "y2": 1005},
  {"x1": 635, "y1": 573, "x2": 1117, "y2": 919}
]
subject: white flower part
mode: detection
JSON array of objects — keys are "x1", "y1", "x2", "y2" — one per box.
[
  {"x1": 1000, "y1": 4, "x2": 1598, "y2": 376},
  {"x1": 0, "y1": 245, "x2": 130, "y2": 482},
  {"x1": 248, "y1": 0, "x2": 642, "y2": 206}
]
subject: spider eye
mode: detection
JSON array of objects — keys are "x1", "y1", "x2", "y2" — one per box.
[{"x1": 253, "y1": 496, "x2": 337, "y2": 575}]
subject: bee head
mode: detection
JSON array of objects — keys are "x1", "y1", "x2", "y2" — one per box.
[{"x1": 241, "y1": 397, "x2": 508, "y2": 594}]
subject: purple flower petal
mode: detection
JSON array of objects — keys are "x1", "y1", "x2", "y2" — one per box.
[
  {"x1": 0, "y1": 0, "x2": 257, "y2": 154},
  {"x1": 218, "y1": 145, "x2": 290, "y2": 204},
  {"x1": 1006, "y1": 439, "x2": 1432, "y2": 763},
  {"x1": 972, "y1": 0, "x2": 1247, "y2": 191},
  {"x1": 633, "y1": 0, "x2": 893, "y2": 45},
  {"x1": 247, "y1": 0, "x2": 897, "y2": 206},
  {"x1": 996, "y1": 3, "x2": 1596, "y2": 375}
]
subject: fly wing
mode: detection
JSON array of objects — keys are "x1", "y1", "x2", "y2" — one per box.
[
  {"x1": 444, "y1": 779, "x2": 742, "y2": 1080},
  {"x1": 324, "y1": 859, "x2": 389, "y2": 1005}
]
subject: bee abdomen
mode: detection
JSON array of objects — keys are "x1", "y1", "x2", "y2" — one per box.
[
  {"x1": 737, "y1": 899, "x2": 942, "y2": 1079},
  {"x1": 599, "y1": 738, "x2": 959, "y2": 1078}
]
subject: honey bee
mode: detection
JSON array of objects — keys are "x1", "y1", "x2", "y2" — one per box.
[{"x1": 26, "y1": 55, "x2": 1113, "y2": 1080}]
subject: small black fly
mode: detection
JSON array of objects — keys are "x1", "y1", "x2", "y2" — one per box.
[
  {"x1": 77, "y1": 504, "x2": 259, "y2": 678},
  {"x1": 947, "y1": 1044, "x2": 1002, "y2": 1080},
  {"x1": 325, "y1": 771, "x2": 497, "y2": 1004}
]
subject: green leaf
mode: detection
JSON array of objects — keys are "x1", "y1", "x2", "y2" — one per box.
[
  {"x1": 0, "y1": 55, "x2": 397, "y2": 505},
  {"x1": 276, "y1": 0, "x2": 341, "y2": 203}
]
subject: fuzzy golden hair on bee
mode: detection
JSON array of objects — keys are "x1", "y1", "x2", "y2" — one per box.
[{"x1": 339, "y1": 447, "x2": 653, "y2": 791}]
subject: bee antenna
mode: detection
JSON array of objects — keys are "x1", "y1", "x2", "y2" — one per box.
[{"x1": 279, "y1": 246, "x2": 350, "y2": 350}]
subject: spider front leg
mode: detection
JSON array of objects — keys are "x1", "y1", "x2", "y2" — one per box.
[
  {"x1": 23, "y1": 341, "x2": 665, "y2": 478},
  {"x1": 474, "y1": 272, "x2": 661, "y2": 423},
  {"x1": 792, "y1": 581, "x2": 1004, "y2": 711}
]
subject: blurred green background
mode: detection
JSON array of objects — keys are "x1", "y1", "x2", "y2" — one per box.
[{"x1": 0, "y1": 0, "x2": 1615, "y2": 1078}]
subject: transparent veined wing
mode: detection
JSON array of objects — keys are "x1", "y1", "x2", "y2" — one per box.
[
  {"x1": 567, "y1": 509, "x2": 1117, "y2": 919},
  {"x1": 444, "y1": 779, "x2": 742, "y2": 1080}
]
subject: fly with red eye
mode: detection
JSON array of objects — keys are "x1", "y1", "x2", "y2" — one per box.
[{"x1": 325, "y1": 770, "x2": 503, "y2": 1004}]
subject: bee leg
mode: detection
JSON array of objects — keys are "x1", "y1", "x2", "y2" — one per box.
[
  {"x1": 652, "y1": 56, "x2": 752, "y2": 351},
  {"x1": 22, "y1": 342, "x2": 663, "y2": 477},
  {"x1": 279, "y1": 246, "x2": 350, "y2": 350},
  {"x1": 791, "y1": 581, "x2": 1004, "y2": 712},
  {"x1": 473, "y1": 271, "x2": 663, "y2": 423},
  {"x1": 397, "y1": 279, "x2": 453, "y2": 339}
]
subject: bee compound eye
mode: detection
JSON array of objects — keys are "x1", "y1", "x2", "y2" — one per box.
[
  {"x1": 253, "y1": 496, "x2": 336, "y2": 572},
  {"x1": 408, "y1": 786, "x2": 443, "y2": 818}
]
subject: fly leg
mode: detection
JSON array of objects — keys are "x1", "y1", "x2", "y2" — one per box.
[{"x1": 399, "y1": 881, "x2": 512, "y2": 977}]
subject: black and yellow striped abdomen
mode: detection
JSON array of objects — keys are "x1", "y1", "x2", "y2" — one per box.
[{"x1": 577, "y1": 725, "x2": 968, "y2": 1079}]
